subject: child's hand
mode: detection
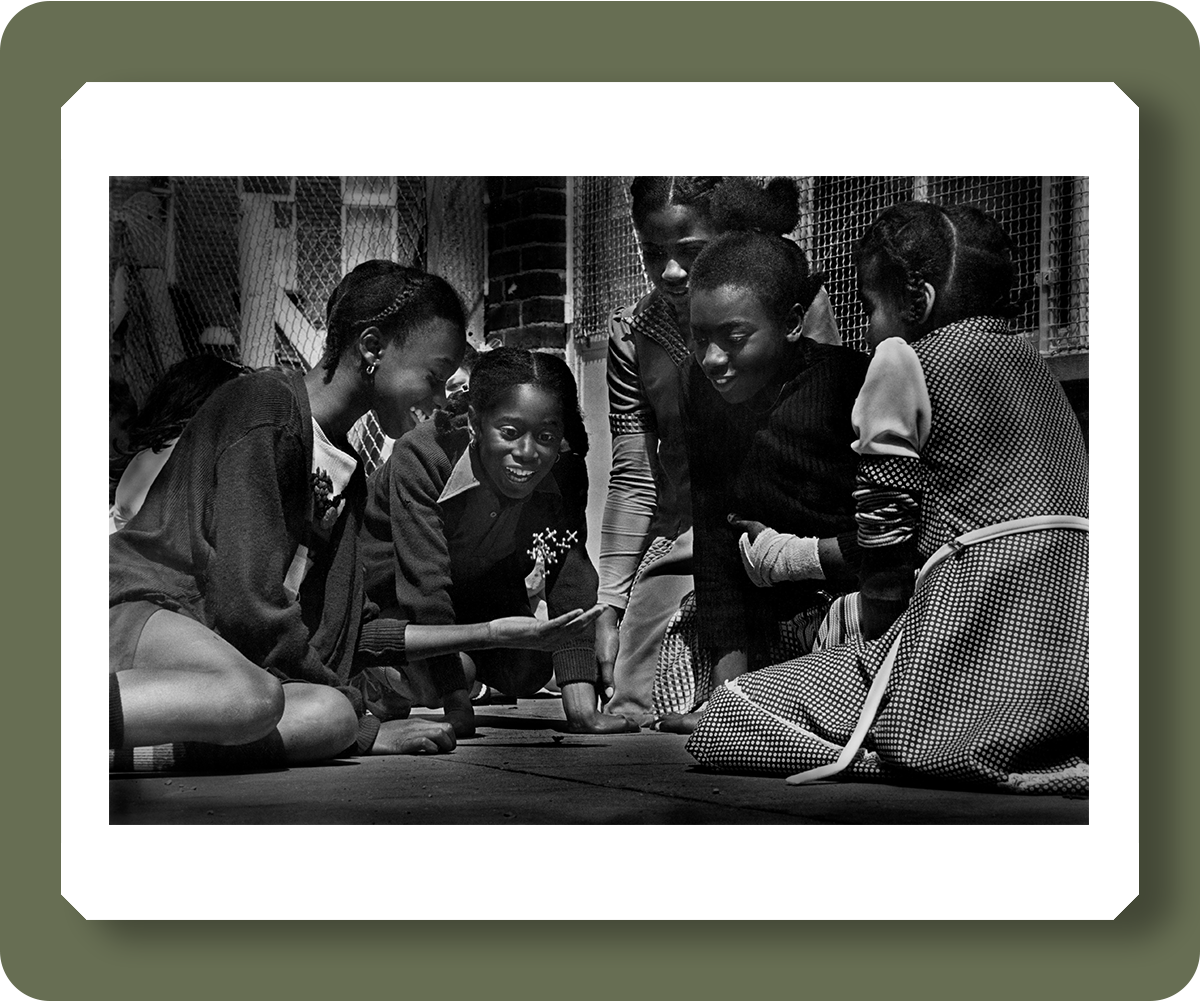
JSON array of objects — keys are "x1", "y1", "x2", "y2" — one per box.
[
  {"x1": 369, "y1": 718, "x2": 457, "y2": 755},
  {"x1": 727, "y1": 513, "x2": 769, "y2": 543},
  {"x1": 441, "y1": 688, "x2": 477, "y2": 738},
  {"x1": 594, "y1": 606, "x2": 621, "y2": 703},
  {"x1": 487, "y1": 604, "x2": 604, "y2": 651}
]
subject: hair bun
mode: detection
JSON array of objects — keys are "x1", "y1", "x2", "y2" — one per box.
[
  {"x1": 709, "y1": 177, "x2": 800, "y2": 236},
  {"x1": 762, "y1": 177, "x2": 801, "y2": 233}
]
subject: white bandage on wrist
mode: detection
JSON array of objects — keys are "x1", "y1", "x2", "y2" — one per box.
[{"x1": 739, "y1": 528, "x2": 824, "y2": 587}]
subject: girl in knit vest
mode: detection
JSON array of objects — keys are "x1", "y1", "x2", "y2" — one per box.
[
  {"x1": 110, "y1": 261, "x2": 601, "y2": 771},
  {"x1": 687, "y1": 204, "x2": 1089, "y2": 794},
  {"x1": 655, "y1": 231, "x2": 869, "y2": 732},
  {"x1": 361, "y1": 347, "x2": 637, "y2": 737},
  {"x1": 598, "y1": 176, "x2": 843, "y2": 726}
]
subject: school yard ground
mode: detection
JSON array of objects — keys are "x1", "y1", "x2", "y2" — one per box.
[{"x1": 110, "y1": 695, "x2": 1087, "y2": 825}]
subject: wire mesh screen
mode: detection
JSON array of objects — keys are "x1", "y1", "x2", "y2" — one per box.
[
  {"x1": 925, "y1": 176, "x2": 1043, "y2": 346},
  {"x1": 569, "y1": 176, "x2": 1089, "y2": 358},
  {"x1": 570, "y1": 176, "x2": 650, "y2": 350},
  {"x1": 427, "y1": 176, "x2": 488, "y2": 340},
  {"x1": 803, "y1": 176, "x2": 916, "y2": 351},
  {"x1": 1042, "y1": 176, "x2": 1089, "y2": 355},
  {"x1": 110, "y1": 176, "x2": 486, "y2": 476}
]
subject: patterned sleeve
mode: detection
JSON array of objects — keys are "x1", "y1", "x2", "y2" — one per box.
[
  {"x1": 598, "y1": 306, "x2": 659, "y2": 609},
  {"x1": 851, "y1": 338, "x2": 930, "y2": 639}
]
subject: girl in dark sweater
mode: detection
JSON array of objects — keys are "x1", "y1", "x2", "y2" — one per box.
[
  {"x1": 361, "y1": 347, "x2": 638, "y2": 737},
  {"x1": 110, "y1": 262, "x2": 601, "y2": 770},
  {"x1": 658, "y1": 231, "x2": 869, "y2": 732}
]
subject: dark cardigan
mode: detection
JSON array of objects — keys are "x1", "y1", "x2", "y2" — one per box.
[
  {"x1": 681, "y1": 339, "x2": 869, "y2": 666},
  {"x1": 360, "y1": 411, "x2": 598, "y2": 693},
  {"x1": 110, "y1": 368, "x2": 407, "y2": 725}
]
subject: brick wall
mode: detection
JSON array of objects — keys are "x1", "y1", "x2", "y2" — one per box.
[{"x1": 485, "y1": 177, "x2": 568, "y2": 350}]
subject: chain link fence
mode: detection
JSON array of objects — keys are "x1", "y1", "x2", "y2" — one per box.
[
  {"x1": 569, "y1": 176, "x2": 649, "y2": 352},
  {"x1": 570, "y1": 176, "x2": 1089, "y2": 357},
  {"x1": 111, "y1": 176, "x2": 486, "y2": 474}
]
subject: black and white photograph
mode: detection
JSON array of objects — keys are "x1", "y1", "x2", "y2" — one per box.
[{"x1": 104, "y1": 172, "x2": 1091, "y2": 824}]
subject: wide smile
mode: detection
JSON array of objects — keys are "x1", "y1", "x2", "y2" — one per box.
[
  {"x1": 707, "y1": 373, "x2": 736, "y2": 391},
  {"x1": 503, "y1": 466, "x2": 538, "y2": 488}
]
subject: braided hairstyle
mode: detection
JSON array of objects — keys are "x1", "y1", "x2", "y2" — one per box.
[
  {"x1": 689, "y1": 230, "x2": 826, "y2": 323},
  {"x1": 630, "y1": 176, "x2": 801, "y2": 237},
  {"x1": 442, "y1": 346, "x2": 589, "y2": 458},
  {"x1": 320, "y1": 259, "x2": 466, "y2": 383},
  {"x1": 854, "y1": 201, "x2": 1017, "y2": 329}
]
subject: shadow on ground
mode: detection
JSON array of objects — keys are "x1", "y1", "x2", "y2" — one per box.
[{"x1": 110, "y1": 698, "x2": 1089, "y2": 825}]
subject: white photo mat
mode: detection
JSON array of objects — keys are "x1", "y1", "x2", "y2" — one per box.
[{"x1": 63, "y1": 81, "x2": 1136, "y2": 920}]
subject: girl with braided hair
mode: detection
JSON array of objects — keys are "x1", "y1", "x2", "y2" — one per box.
[
  {"x1": 598, "y1": 176, "x2": 841, "y2": 726},
  {"x1": 110, "y1": 261, "x2": 602, "y2": 771},
  {"x1": 687, "y1": 203, "x2": 1090, "y2": 794},
  {"x1": 361, "y1": 346, "x2": 637, "y2": 736}
]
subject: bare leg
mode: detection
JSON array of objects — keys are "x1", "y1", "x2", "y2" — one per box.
[
  {"x1": 276, "y1": 684, "x2": 359, "y2": 763},
  {"x1": 114, "y1": 609, "x2": 284, "y2": 747}
]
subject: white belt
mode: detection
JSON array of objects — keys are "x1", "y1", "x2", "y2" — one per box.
[{"x1": 785, "y1": 514, "x2": 1089, "y2": 786}]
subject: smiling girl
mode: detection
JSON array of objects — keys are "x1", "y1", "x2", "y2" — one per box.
[
  {"x1": 110, "y1": 261, "x2": 471, "y2": 769},
  {"x1": 360, "y1": 347, "x2": 637, "y2": 736},
  {"x1": 687, "y1": 203, "x2": 1089, "y2": 793},
  {"x1": 598, "y1": 177, "x2": 841, "y2": 726},
  {"x1": 654, "y1": 231, "x2": 869, "y2": 731}
]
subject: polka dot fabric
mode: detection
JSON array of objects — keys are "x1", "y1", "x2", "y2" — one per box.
[{"x1": 687, "y1": 318, "x2": 1090, "y2": 795}]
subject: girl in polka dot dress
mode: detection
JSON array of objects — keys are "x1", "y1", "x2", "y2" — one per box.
[{"x1": 687, "y1": 202, "x2": 1089, "y2": 794}]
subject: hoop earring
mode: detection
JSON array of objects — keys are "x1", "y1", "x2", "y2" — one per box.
[{"x1": 365, "y1": 361, "x2": 378, "y2": 378}]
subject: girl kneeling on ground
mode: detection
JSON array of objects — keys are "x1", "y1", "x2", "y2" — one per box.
[
  {"x1": 110, "y1": 261, "x2": 600, "y2": 770},
  {"x1": 598, "y1": 176, "x2": 843, "y2": 726},
  {"x1": 360, "y1": 346, "x2": 638, "y2": 737},
  {"x1": 656, "y1": 227, "x2": 869, "y2": 732},
  {"x1": 687, "y1": 203, "x2": 1089, "y2": 794}
]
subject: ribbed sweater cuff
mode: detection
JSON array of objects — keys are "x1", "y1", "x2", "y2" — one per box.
[
  {"x1": 835, "y1": 529, "x2": 862, "y2": 575},
  {"x1": 355, "y1": 713, "x2": 382, "y2": 755},
  {"x1": 356, "y1": 617, "x2": 408, "y2": 665},
  {"x1": 551, "y1": 643, "x2": 597, "y2": 686}
]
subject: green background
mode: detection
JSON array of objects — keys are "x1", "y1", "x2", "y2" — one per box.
[{"x1": 2, "y1": 2, "x2": 1195, "y2": 998}]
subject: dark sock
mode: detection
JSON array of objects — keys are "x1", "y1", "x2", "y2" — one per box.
[
  {"x1": 109, "y1": 674, "x2": 124, "y2": 750},
  {"x1": 108, "y1": 730, "x2": 288, "y2": 774}
]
